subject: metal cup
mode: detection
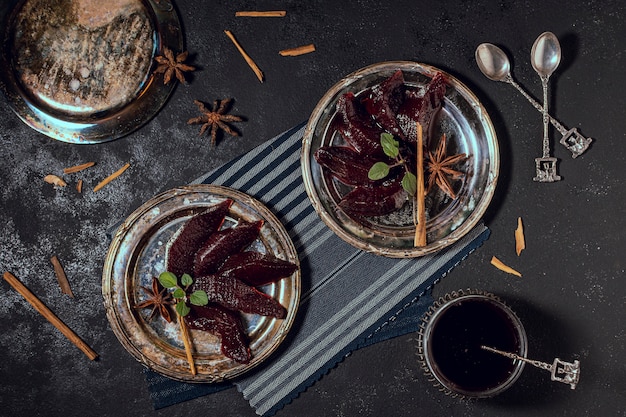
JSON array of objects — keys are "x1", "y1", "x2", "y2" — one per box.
[{"x1": 417, "y1": 289, "x2": 527, "y2": 398}]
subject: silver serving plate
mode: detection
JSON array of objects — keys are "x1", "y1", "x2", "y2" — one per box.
[
  {"x1": 102, "y1": 185, "x2": 300, "y2": 383},
  {"x1": 0, "y1": 0, "x2": 182, "y2": 143},
  {"x1": 301, "y1": 61, "x2": 499, "y2": 258}
]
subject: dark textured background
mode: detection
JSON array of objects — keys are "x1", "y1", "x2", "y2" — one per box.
[{"x1": 1, "y1": 0, "x2": 625, "y2": 416}]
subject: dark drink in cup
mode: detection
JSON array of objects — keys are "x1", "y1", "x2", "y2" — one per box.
[{"x1": 418, "y1": 290, "x2": 527, "y2": 398}]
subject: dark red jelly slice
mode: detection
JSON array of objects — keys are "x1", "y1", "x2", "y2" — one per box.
[
  {"x1": 418, "y1": 72, "x2": 447, "y2": 136},
  {"x1": 338, "y1": 178, "x2": 407, "y2": 217},
  {"x1": 396, "y1": 91, "x2": 423, "y2": 143},
  {"x1": 218, "y1": 251, "x2": 298, "y2": 287},
  {"x1": 185, "y1": 304, "x2": 251, "y2": 364},
  {"x1": 194, "y1": 273, "x2": 287, "y2": 319},
  {"x1": 314, "y1": 145, "x2": 379, "y2": 187},
  {"x1": 193, "y1": 220, "x2": 264, "y2": 277},
  {"x1": 166, "y1": 200, "x2": 232, "y2": 278},
  {"x1": 362, "y1": 70, "x2": 407, "y2": 139},
  {"x1": 397, "y1": 72, "x2": 446, "y2": 143},
  {"x1": 336, "y1": 92, "x2": 385, "y2": 158}
]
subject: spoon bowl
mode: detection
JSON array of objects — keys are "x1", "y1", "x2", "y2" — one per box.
[
  {"x1": 475, "y1": 43, "x2": 512, "y2": 82},
  {"x1": 531, "y1": 32, "x2": 562, "y2": 78}
]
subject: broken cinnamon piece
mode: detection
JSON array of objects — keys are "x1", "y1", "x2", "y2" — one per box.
[
  {"x1": 515, "y1": 217, "x2": 526, "y2": 256},
  {"x1": 490, "y1": 256, "x2": 522, "y2": 277},
  {"x1": 93, "y1": 163, "x2": 130, "y2": 192},
  {"x1": 76, "y1": 179, "x2": 83, "y2": 193},
  {"x1": 63, "y1": 162, "x2": 95, "y2": 174},
  {"x1": 50, "y1": 255, "x2": 74, "y2": 298},
  {"x1": 279, "y1": 44, "x2": 316, "y2": 56},
  {"x1": 44, "y1": 174, "x2": 67, "y2": 187},
  {"x1": 224, "y1": 30, "x2": 264, "y2": 83},
  {"x1": 3, "y1": 271, "x2": 98, "y2": 360},
  {"x1": 235, "y1": 11, "x2": 286, "y2": 17}
]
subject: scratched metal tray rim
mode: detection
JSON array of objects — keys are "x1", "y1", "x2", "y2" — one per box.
[
  {"x1": 0, "y1": 0, "x2": 181, "y2": 144},
  {"x1": 102, "y1": 184, "x2": 301, "y2": 383},
  {"x1": 301, "y1": 61, "x2": 500, "y2": 258}
]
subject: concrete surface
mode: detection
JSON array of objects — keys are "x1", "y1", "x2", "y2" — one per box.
[{"x1": 1, "y1": 0, "x2": 625, "y2": 416}]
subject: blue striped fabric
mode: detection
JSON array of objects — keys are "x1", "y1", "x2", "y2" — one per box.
[{"x1": 145, "y1": 122, "x2": 491, "y2": 415}]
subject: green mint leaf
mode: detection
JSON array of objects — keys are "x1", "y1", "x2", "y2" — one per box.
[
  {"x1": 176, "y1": 300, "x2": 191, "y2": 317},
  {"x1": 158, "y1": 271, "x2": 178, "y2": 288},
  {"x1": 189, "y1": 290, "x2": 209, "y2": 306},
  {"x1": 368, "y1": 162, "x2": 390, "y2": 180},
  {"x1": 173, "y1": 288, "x2": 186, "y2": 299},
  {"x1": 402, "y1": 172, "x2": 417, "y2": 196},
  {"x1": 181, "y1": 273, "x2": 193, "y2": 287},
  {"x1": 380, "y1": 133, "x2": 399, "y2": 159}
]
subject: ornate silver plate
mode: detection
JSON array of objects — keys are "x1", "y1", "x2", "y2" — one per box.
[
  {"x1": 301, "y1": 61, "x2": 499, "y2": 258},
  {"x1": 0, "y1": 0, "x2": 182, "y2": 143},
  {"x1": 102, "y1": 184, "x2": 300, "y2": 382}
]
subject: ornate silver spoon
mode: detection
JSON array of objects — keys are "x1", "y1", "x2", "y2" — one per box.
[
  {"x1": 530, "y1": 31, "x2": 562, "y2": 182},
  {"x1": 475, "y1": 43, "x2": 592, "y2": 159}
]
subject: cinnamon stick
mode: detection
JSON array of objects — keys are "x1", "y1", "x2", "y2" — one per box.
[
  {"x1": 235, "y1": 11, "x2": 286, "y2": 17},
  {"x1": 279, "y1": 44, "x2": 316, "y2": 56},
  {"x1": 224, "y1": 30, "x2": 264, "y2": 83},
  {"x1": 2, "y1": 271, "x2": 98, "y2": 360},
  {"x1": 50, "y1": 256, "x2": 74, "y2": 298},
  {"x1": 178, "y1": 313, "x2": 197, "y2": 375},
  {"x1": 414, "y1": 122, "x2": 427, "y2": 247},
  {"x1": 93, "y1": 162, "x2": 130, "y2": 192}
]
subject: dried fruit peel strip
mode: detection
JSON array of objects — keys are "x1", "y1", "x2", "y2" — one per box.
[
  {"x1": 235, "y1": 11, "x2": 286, "y2": 17},
  {"x1": 490, "y1": 256, "x2": 522, "y2": 277},
  {"x1": 279, "y1": 44, "x2": 316, "y2": 56},
  {"x1": 63, "y1": 161, "x2": 95, "y2": 174},
  {"x1": 515, "y1": 217, "x2": 526, "y2": 256},
  {"x1": 44, "y1": 174, "x2": 67, "y2": 187},
  {"x1": 93, "y1": 163, "x2": 130, "y2": 192}
]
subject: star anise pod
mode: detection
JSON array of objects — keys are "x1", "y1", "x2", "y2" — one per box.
[
  {"x1": 135, "y1": 277, "x2": 173, "y2": 322},
  {"x1": 426, "y1": 133, "x2": 468, "y2": 199},
  {"x1": 154, "y1": 48, "x2": 196, "y2": 85},
  {"x1": 187, "y1": 98, "x2": 244, "y2": 145}
]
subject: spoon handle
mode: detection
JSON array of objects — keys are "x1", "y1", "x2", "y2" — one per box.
[
  {"x1": 504, "y1": 75, "x2": 564, "y2": 134},
  {"x1": 481, "y1": 345, "x2": 580, "y2": 389},
  {"x1": 503, "y1": 76, "x2": 592, "y2": 157},
  {"x1": 540, "y1": 76, "x2": 550, "y2": 159}
]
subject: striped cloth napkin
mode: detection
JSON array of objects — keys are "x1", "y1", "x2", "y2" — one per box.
[{"x1": 144, "y1": 122, "x2": 491, "y2": 416}]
